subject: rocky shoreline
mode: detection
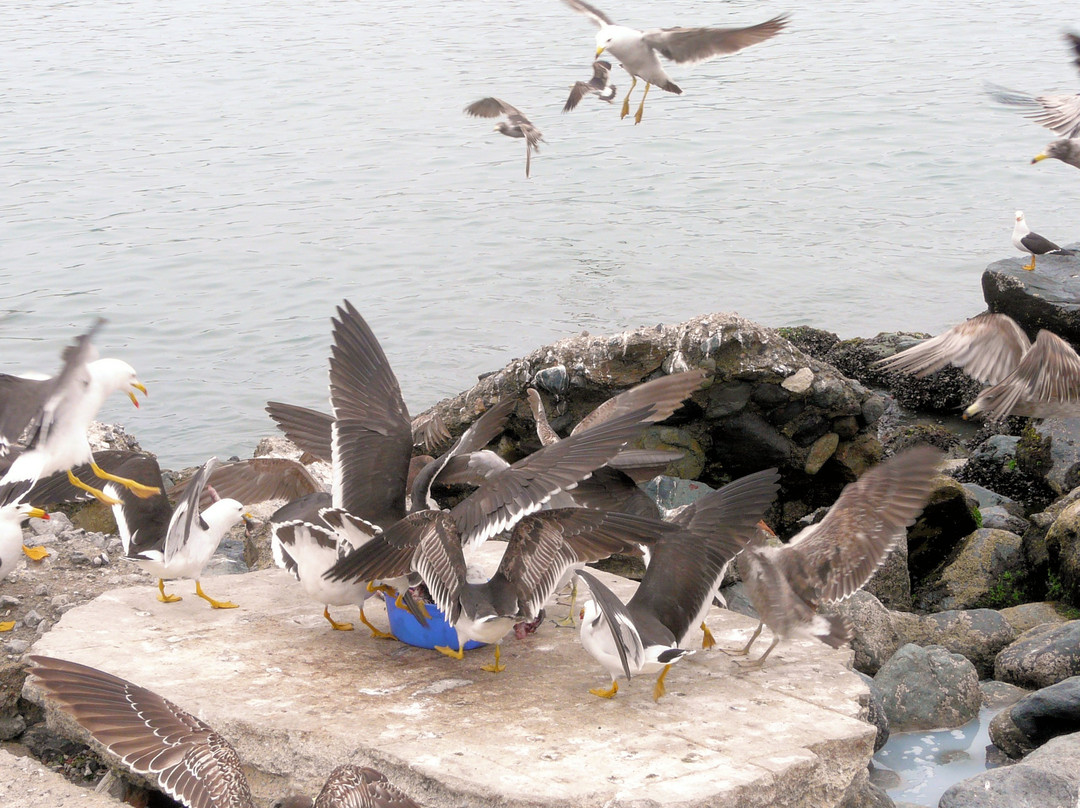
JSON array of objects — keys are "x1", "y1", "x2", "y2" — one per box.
[{"x1": 4, "y1": 251, "x2": 1080, "y2": 807}]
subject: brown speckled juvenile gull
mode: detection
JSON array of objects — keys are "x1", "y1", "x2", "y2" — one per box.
[
  {"x1": 563, "y1": 59, "x2": 617, "y2": 111},
  {"x1": 464, "y1": 97, "x2": 544, "y2": 178},
  {"x1": 731, "y1": 447, "x2": 942, "y2": 668},
  {"x1": 874, "y1": 312, "x2": 1080, "y2": 422},
  {"x1": 560, "y1": 0, "x2": 788, "y2": 123},
  {"x1": 28, "y1": 657, "x2": 421, "y2": 808}
]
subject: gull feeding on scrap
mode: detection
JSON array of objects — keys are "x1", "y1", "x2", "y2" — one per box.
[
  {"x1": 464, "y1": 97, "x2": 544, "y2": 178},
  {"x1": 559, "y1": 0, "x2": 788, "y2": 123}
]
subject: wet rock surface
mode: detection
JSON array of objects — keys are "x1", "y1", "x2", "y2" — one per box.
[
  {"x1": 873, "y1": 644, "x2": 981, "y2": 731},
  {"x1": 989, "y1": 676, "x2": 1080, "y2": 759},
  {"x1": 994, "y1": 621, "x2": 1080, "y2": 689},
  {"x1": 982, "y1": 251, "x2": 1080, "y2": 344},
  {"x1": 939, "y1": 731, "x2": 1080, "y2": 807}
]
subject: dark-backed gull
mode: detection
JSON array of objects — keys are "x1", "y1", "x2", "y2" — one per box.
[
  {"x1": 1012, "y1": 210, "x2": 1073, "y2": 271},
  {"x1": 574, "y1": 468, "x2": 779, "y2": 700}
]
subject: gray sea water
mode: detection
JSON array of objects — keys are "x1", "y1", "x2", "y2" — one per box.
[{"x1": 3, "y1": 0, "x2": 1079, "y2": 466}]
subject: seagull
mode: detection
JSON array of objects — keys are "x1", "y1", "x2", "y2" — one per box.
[
  {"x1": 574, "y1": 468, "x2": 780, "y2": 700},
  {"x1": 327, "y1": 506, "x2": 674, "y2": 672},
  {"x1": 873, "y1": 312, "x2": 1080, "y2": 422},
  {"x1": 1032, "y1": 138, "x2": 1080, "y2": 171},
  {"x1": 986, "y1": 34, "x2": 1080, "y2": 139},
  {"x1": 0, "y1": 319, "x2": 155, "y2": 506},
  {"x1": 269, "y1": 492, "x2": 393, "y2": 636},
  {"x1": 464, "y1": 97, "x2": 544, "y2": 178},
  {"x1": 730, "y1": 447, "x2": 943, "y2": 668},
  {"x1": 0, "y1": 503, "x2": 49, "y2": 629},
  {"x1": 51, "y1": 452, "x2": 252, "y2": 608},
  {"x1": 28, "y1": 656, "x2": 421, "y2": 808},
  {"x1": 1012, "y1": 211, "x2": 1073, "y2": 271},
  {"x1": 559, "y1": 0, "x2": 788, "y2": 124},
  {"x1": 563, "y1": 60, "x2": 617, "y2": 111}
]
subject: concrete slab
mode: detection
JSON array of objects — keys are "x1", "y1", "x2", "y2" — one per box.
[{"x1": 24, "y1": 544, "x2": 876, "y2": 808}]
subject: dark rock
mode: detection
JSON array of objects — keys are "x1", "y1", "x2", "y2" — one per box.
[
  {"x1": 0, "y1": 712, "x2": 25, "y2": 741},
  {"x1": 983, "y1": 251, "x2": 1080, "y2": 344},
  {"x1": 913, "y1": 528, "x2": 1027, "y2": 612},
  {"x1": 837, "y1": 766, "x2": 896, "y2": 808},
  {"x1": 532, "y1": 364, "x2": 569, "y2": 396},
  {"x1": 1045, "y1": 500, "x2": 1080, "y2": 606},
  {"x1": 835, "y1": 591, "x2": 902, "y2": 675},
  {"x1": 874, "y1": 644, "x2": 981, "y2": 731},
  {"x1": 1029, "y1": 418, "x2": 1080, "y2": 496},
  {"x1": 963, "y1": 484, "x2": 1025, "y2": 518},
  {"x1": 20, "y1": 721, "x2": 88, "y2": 761},
  {"x1": 719, "y1": 582, "x2": 758, "y2": 620},
  {"x1": 856, "y1": 671, "x2": 891, "y2": 753},
  {"x1": 907, "y1": 476, "x2": 979, "y2": 587},
  {"x1": 995, "y1": 621, "x2": 1080, "y2": 689},
  {"x1": 427, "y1": 313, "x2": 886, "y2": 534},
  {"x1": 864, "y1": 538, "x2": 912, "y2": 612},
  {"x1": 957, "y1": 433, "x2": 1056, "y2": 513},
  {"x1": 980, "y1": 506, "x2": 1030, "y2": 535},
  {"x1": 990, "y1": 676, "x2": 1080, "y2": 758},
  {"x1": 883, "y1": 422, "x2": 963, "y2": 456},
  {"x1": 775, "y1": 325, "x2": 840, "y2": 359},
  {"x1": 824, "y1": 332, "x2": 985, "y2": 413},
  {"x1": 894, "y1": 609, "x2": 1016, "y2": 678}
]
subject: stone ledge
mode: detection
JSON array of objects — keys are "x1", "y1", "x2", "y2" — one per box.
[{"x1": 23, "y1": 548, "x2": 875, "y2": 808}]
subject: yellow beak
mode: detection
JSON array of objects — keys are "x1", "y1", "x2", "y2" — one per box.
[
  {"x1": 596, "y1": 46, "x2": 605, "y2": 56},
  {"x1": 1032, "y1": 153, "x2": 1048, "y2": 164},
  {"x1": 26, "y1": 507, "x2": 49, "y2": 520},
  {"x1": 129, "y1": 381, "x2": 147, "y2": 408}
]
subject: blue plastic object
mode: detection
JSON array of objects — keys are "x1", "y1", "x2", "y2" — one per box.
[{"x1": 383, "y1": 594, "x2": 485, "y2": 651}]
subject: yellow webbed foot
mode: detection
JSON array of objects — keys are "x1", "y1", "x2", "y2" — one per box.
[
  {"x1": 358, "y1": 606, "x2": 394, "y2": 640},
  {"x1": 90, "y1": 461, "x2": 160, "y2": 499},
  {"x1": 701, "y1": 622, "x2": 716, "y2": 650},
  {"x1": 434, "y1": 643, "x2": 465, "y2": 661},
  {"x1": 195, "y1": 580, "x2": 238, "y2": 609},
  {"x1": 22, "y1": 545, "x2": 49, "y2": 561},
  {"x1": 157, "y1": 579, "x2": 182, "y2": 603},
  {"x1": 620, "y1": 98, "x2": 630, "y2": 119},
  {"x1": 68, "y1": 470, "x2": 121, "y2": 506},
  {"x1": 323, "y1": 606, "x2": 353, "y2": 631},
  {"x1": 367, "y1": 582, "x2": 396, "y2": 597},
  {"x1": 480, "y1": 645, "x2": 505, "y2": 673},
  {"x1": 589, "y1": 680, "x2": 619, "y2": 699},
  {"x1": 0, "y1": 621, "x2": 15, "y2": 632}
]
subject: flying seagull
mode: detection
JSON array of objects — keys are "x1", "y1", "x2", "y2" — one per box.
[
  {"x1": 0, "y1": 319, "x2": 155, "y2": 507},
  {"x1": 559, "y1": 0, "x2": 788, "y2": 124},
  {"x1": 564, "y1": 60, "x2": 618, "y2": 111},
  {"x1": 730, "y1": 447, "x2": 942, "y2": 668},
  {"x1": 464, "y1": 97, "x2": 544, "y2": 178},
  {"x1": 28, "y1": 656, "x2": 420, "y2": 808},
  {"x1": 986, "y1": 33, "x2": 1080, "y2": 139},
  {"x1": 874, "y1": 312, "x2": 1080, "y2": 421},
  {"x1": 574, "y1": 468, "x2": 780, "y2": 700},
  {"x1": 265, "y1": 401, "x2": 450, "y2": 459},
  {"x1": 1032, "y1": 138, "x2": 1080, "y2": 171},
  {"x1": 1012, "y1": 210, "x2": 1073, "y2": 271}
]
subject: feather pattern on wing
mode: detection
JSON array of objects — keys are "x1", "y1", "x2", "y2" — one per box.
[{"x1": 641, "y1": 15, "x2": 789, "y2": 65}]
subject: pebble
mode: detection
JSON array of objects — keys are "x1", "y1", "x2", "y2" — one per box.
[
  {"x1": 22, "y1": 610, "x2": 43, "y2": 629},
  {"x1": 5, "y1": 639, "x2": 30, "y2": 654}
]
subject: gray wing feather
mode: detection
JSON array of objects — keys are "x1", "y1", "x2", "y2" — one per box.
[
  {"x1": 642, "y1": 15, "x2": 789, "y2": 65},
  {"x1": 576, "y1": 569, "x2": 643, "y2": 680},
  {"x1": 986, "y1": 82, "x2": 1080, "y2": 139},
  {"x1": 464, "y1": 97, "x2": 521, "y2": 119},
  {"x1": 571, "y1": 370, "x2": 706, "y2": 436},
  {"x1": 972, "y1": 330, "x2": 1080, "y2": 420},
  {"x1": 559, "y1": 0, "x2": 615, "y2": 28},
  {"x1": 779, "y1": 446, "x2": 942, "y2": 604},
  {"x1": 164, "y1": 457, "x2": 219, "y2": 565}
]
